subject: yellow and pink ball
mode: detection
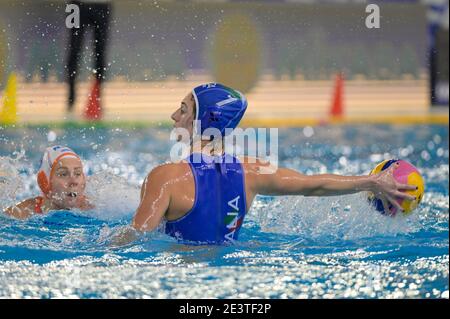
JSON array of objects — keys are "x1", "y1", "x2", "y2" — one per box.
[{"x1": 369, "y1": 159, "x2": 425, "y2": 216}]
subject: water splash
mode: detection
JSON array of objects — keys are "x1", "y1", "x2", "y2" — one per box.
[
  {"x1": 84, "y1": 171, "x2": 140, "y2": 221},
  {"x1": 0, "y1": 156, "x2": 24, "y2": 209},
  {"x1": 250, "y1": 193, "x2": 420, "y2": 243}
]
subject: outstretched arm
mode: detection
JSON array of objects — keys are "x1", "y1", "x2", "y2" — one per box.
[{"x1": 252, "y1": 161, "x2": 416, "y2": 213}]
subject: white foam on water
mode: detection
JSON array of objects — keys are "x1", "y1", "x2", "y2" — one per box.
[
  {"x1": 84, "y1": 171, "x2": 140, "y2": 221},
  {"x1": 250, "y1": 192, "x2": 420, "y2": 242},
  {"x1": 0, "y1": 156, "x2": 25, "y2": 210}
]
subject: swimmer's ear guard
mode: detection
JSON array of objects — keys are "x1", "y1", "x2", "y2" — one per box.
[{"x1": 192, "y1": 83, "x2": 247, "y2": 138}]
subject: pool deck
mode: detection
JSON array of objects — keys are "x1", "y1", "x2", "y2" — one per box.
[{"x1": 1, "y1": 76, "x2": 448, "y2": 126}]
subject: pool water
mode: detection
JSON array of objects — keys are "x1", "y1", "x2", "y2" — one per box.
[{"x1": 0, "y1": 124, "x2": 448, "y2": 298}]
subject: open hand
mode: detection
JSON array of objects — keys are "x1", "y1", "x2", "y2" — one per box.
[{"x1": 370, "y1": 161, "x2": 417, "y2": 215}]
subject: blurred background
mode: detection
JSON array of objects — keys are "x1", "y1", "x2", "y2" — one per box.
[{"x1": 0, "y1": 0, "x2": 448, "y2": 124}]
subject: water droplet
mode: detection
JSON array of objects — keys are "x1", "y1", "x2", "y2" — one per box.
[
  {"x1": 303, "y1": 126, "x2": 314, "y2": 138},
  {"x1": 47, "y1": 131, "x2": 57, "y2": 142}
]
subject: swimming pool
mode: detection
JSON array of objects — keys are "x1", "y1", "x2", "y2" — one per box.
[{"x1": 0, "y1": 124, "x2": 448, "y2": 298}]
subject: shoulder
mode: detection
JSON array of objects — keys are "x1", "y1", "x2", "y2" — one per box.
[
  {"x1": 239, "y1": 156, "x2": 278, "y2": 175},
  {"x1": 237, "y1": 157, "x2": 279, "y2": 193},
  {"x1": 143, "y1": 162, "x2": 192, "y2": 189},
  {"x1": 148, "y1": 162, "x2": 190, "y2": 179},
  {"x1": 139, "y1": 162, "x2": 192, "y2": 204}
]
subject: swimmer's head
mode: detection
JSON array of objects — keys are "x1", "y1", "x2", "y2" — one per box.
[
  {"x1": 37, "y1": 146, "x2": 86, "y2": 208},
  {"x1": 171, "y1": 83, "x2": 247, "y2": 141}
]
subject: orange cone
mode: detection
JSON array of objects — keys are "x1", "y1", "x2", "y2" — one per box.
[
  {"x1": 84, "y1": 79, "x2": 102, "y2": 121},
  {"x1": 330, "y1": 72, "x2": 344, "y2": 118}
]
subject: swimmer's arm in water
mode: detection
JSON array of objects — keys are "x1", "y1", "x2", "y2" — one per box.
[
  {"x1": 132, "y1": 166, "x2": 171, "y2": 232},
  {"x1": 250, "y1": 161, "x2": 416, "y2": 212},
  {"x1": 111, "y1": 166, "x2": 171, "y2": 247},
  {"x1": 3, "y1": 198, "x2": 37, "y2": 220}
]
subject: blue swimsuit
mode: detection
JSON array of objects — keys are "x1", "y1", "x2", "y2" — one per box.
[{"x1": 164, "y1": 153, "x2": 247, "y2": 244}]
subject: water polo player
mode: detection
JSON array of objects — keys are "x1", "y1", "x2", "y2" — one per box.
[
  {"x1": 119, "y1": 83, "x2": 417, "y2": 245},
  {"x1": 3, "y1": 145, "x2": 93, "y2": 219}
]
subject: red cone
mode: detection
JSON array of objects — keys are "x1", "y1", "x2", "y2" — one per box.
[
  {"x1": 84, "y1": 79, "x2": 102, "y2": 121},
  {"x1": 330, "y1": 72, "x2": 344, "y2": 118}
]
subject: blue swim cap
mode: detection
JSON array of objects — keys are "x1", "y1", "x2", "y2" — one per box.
[{"x1": 192, "y1": 83, "x2": 247, "y2": 137}]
